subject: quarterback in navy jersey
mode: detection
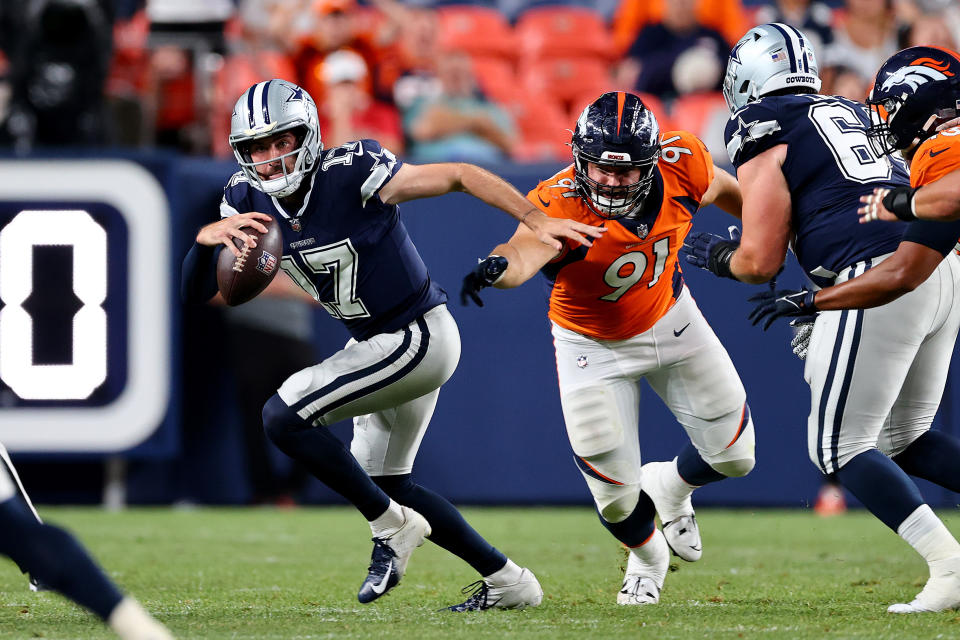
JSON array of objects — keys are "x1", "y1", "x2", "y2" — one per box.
[
  {"x1": 182, "y1": 79, "x2": 602, "y2": 610},
  {"x1": 687, "y1": 27, "x2": 960, "y2": 613}
]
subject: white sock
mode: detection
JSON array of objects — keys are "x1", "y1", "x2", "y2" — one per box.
[
  {"x1": 897, "y1": 505, "x2": 960, "y2": 564},
  {"x1": 485, "y1": 558, "x2": 523, "y2": 586},
  {"x1": 369, "y1": 500, "x2": 406, "y2": 538},
  {"x1": 107, "y1": 597, "x2": 173, "y2": 640}
]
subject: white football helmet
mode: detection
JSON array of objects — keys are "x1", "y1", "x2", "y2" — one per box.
[
  {"x1": 229, "y1": 79, "x2": 322, "y2": 198},
  {"x1": 722, "y1": 23, "x2": 822, "y2": 112}
]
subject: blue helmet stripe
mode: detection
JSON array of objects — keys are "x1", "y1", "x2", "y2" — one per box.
[
  {"x1": 261, "y1": 80, "x2": 271, "y2": 125},
  {"x1": 786, "y1": 24, "x2": 809, "y2": 72},
  {"x1": 769, "y1": 23, "x2": 798, "y2": 73},
  {"x1": 246, "y1": 84, "x2": 256, "y2": 128}
]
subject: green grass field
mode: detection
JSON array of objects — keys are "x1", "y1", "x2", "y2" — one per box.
[{"x1": 1, "y1": 507, "x2": 959, "y2": 639}]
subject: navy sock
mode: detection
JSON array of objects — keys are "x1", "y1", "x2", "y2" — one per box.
[
  {"x1": 676, "y1": 443, "x2": 726, "y2": 486},
  {"x1": 598, "y1": 491, "x2": 656, "y2": 547},
  {"x1": 0, "y1": 498, "x2": 123, "y2": 620},
  {"x1": 835, "y1": 449, "x2": 924, "y2": 531},
  {"x1": 373, "y1": 474, "x2": 507, "y2": 576},
  {"x1": 893, "y1": 431, "x2": 960, "y2": 493},
  {"x1": 263, "y1": 394, "x2": 390, "y2": 521}
]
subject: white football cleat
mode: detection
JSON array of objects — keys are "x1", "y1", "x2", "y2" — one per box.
[
  {"x1": 641, "y1": 461, "x2": 702, "y2": 562},
  {"x1": 888, "y1": 556, "x2": 960, "y2": 613},
  {"x1": 617, "y1": 528, "x2": 669, "y2": 605},
  {"x1": 358, "y1": 506, "x2": 431, "y2": 604},
  {"x1": 444, "y1": 568, "x2": 544, "y2": 611}
]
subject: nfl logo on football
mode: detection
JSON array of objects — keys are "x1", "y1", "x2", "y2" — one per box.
[{"x1": 256, "y1": 251, "x2": 278, "y2": 276}]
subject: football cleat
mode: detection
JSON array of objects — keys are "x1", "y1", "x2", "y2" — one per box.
[
  {"x1": 443, "y1": 568, "x2": 544, "y2": 612},
  {"x1": 357, "y1": 506, "x2": 431, "y2": 604},
  {"x1": 641, "y1": 461, "x2": 702, "y2": 561},
  {"x1": 618, "y1": 529, "x2": 669, "y2": 605},
  {"x1": 888, "y1": 556, "x2": 960, "y2": 613}
]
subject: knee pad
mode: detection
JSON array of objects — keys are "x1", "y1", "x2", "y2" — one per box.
[
  {"x1": 597, "y1": 485, "x2": 642, "y2": 524},
  {"x1": 562, "y1": 385, "x2": 625, "y2": 458},
  {"x1": 697, "y1": 407, "x2": 756, "y2": 477}
]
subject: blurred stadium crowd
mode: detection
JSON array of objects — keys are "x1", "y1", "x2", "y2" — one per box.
[{"x1": 1, "y1": 0, "x2": 958, "y2": 165}]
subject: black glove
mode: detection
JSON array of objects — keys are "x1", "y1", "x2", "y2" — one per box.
[
  {"x1": 748, "y1": 288, "x2": 818, "y2": 330},
  {"x1": 461, "y1": 255, "x2": 509, "y2": 306},
  {"x1": 683, "y1": 226, "x2": 741, "y2": 279}
]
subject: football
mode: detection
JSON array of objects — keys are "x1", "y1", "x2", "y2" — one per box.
[{"x1": 216, "y1": 215, "x2": 283, "y2": 306}]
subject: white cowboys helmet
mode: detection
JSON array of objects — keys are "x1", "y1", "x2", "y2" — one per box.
[
  {"x1": 229, "y1": 79, "x2": 322, "y2": 198},
  {"x1": 722, "y1": 23, "x2": 821, "y2": 113}
]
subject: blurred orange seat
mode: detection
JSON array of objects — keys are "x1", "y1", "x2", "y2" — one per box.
[
  {"x1": 437, "y1": 6, "x2": 515, "y2": 60},
  {"x1": 500, "y1": 95, "x2": 572, "y2": 163},
  {"x1": 514, "y1": 7, "x2": 613, "y2": 63},
  {"x1": 669, "y1": 92, "x2": 727, "y2": 136},
  {"x1": 519, "y1": 57, "x2": 610, "y2": 109},
  {"x1": 470, "y1": 56, "x2": 519, "y2": 102}
]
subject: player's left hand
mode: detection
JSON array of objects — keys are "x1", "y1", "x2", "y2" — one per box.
[
  {"x1": 460, "y1": 255, "x2": 509, "y2": 306},
  {"x1": 521, "y1": 209, "x2": 605, "y2": 251},
  {"x1": 858, "y1": 188, "x2": 898, "y2": 223},
  {"x1": 683, "y1": 226, "x2": 741, "y2": 278},
  {"x1": 748, "y1": 287, "x2": 818, "y2": 330}
]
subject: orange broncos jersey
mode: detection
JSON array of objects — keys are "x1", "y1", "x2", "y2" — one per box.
[
  {"x1": 911, "y1": 126, "x2": 960, "y2": 187},
  {"x1": 527, "y1": 130, "x2": 714, "y2": 340}
]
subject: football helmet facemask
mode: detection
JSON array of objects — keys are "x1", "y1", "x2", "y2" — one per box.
[
  {"x1": 865, "y1": 46, "x2": 960, "y2": 156},
  {"x1": 571, "y1": 91, "x2": 661, "y2": 220},
  {"x1": 722, "y1": 23, "x2": 821, "y2": 113},
  {"x1": 229, "y1": 79, "x2": 322, "y2": 198}
]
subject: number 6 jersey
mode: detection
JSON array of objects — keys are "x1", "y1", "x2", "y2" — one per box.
[
  {"x1": 220, "y1": 139, "x2": 447, "y2": 341},
  {"x1": 725, "y1": 94, "x2": 909, "y2": 287},
  {"x1": 527, "y1": 130, "x2": 712, "y2": 340}
]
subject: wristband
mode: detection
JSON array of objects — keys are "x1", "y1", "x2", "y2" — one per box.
[
  {"x1": 479, "y1": 255, "x2": 509, "y2": 286},
  {"x1": 712, "y1": 245, "x2": 736, "y2": 280},
  {"x1": 881, "y1": 186, "x2": 918, "y2": 221}
]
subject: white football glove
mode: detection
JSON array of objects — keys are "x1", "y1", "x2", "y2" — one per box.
[{"x1": 789, "y1": 319, "x2": 815, "y2": 360}]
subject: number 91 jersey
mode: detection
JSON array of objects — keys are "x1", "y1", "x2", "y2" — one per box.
[
  {"x1": 725, "y1": 94, "x2": 909, "y2": 287},
  {"x1": 528, "y1": 130, "x2": 712, "y2": 340},
  {"x1": 220, "y1": 139, "x2": 447, "y2": 341}
]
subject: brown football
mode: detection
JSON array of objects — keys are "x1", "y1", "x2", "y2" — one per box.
[{"x1": 216, "y1": 215, "x2": 284, "y2": 306}]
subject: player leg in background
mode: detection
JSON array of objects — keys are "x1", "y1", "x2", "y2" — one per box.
[
  {"x1": 808, "y1": 258, "x2": 960, "y2": 613},
  {"x1": 642, "y1": 289, "x2": 756, "y2": 562},
  {"x1": 353, "y1": 389, "x2": 541, "y2": 611},
  {"x1": 554, "y1": 326, "x2": 668, "y2": 605},
  {"x1": 0, "y1": 452, "x2": 173, "y2": 639},
  {"x1": 0, "y1": 441, "x2": 45, "y2": 587}
]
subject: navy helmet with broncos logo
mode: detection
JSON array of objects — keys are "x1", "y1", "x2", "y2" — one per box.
[
  {"x1": 866, "y1": 46, "x2": 960, "y2": 156},
  {"x1": 571, "y1": 91, "x2": 661, "y2": 220}
]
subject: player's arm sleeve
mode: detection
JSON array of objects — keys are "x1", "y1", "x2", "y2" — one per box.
[
  {"x1": 180, "y1": 241, "x2": 222, "y2": 303},
  {"x1": 901, "y1": 219, "x2": 960, "y2": 256},
  {"x1": 724, "y1": 102, "x2": 784, "y2": 168}
]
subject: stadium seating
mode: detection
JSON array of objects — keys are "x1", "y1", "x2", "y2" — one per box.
[
  {"x1": 437, "y1": 6, "x2": 516, "y2": 61},
  {"x1": 513, "y1": 6, "x2": 613, "y2": 62}
]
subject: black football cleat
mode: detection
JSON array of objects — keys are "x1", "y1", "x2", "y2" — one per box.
[{"x1": 357, "y1": 506, "x2": 430, "y2": 604}]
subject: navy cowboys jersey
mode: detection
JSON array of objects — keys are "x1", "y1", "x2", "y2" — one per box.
[
  {"x1": 725, "y1": 94, "x2": 909, "y2": 287},
  {"x1": 220, "y1": 139, "x2": 447, "y2": 341}
]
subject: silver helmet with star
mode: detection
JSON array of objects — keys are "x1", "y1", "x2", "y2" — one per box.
[
  {"x1": 722, "y1": 23, "x2": 821, "y2": 113},
  {"x1": 229, "y1": 79, "x2": 322, "y2": 198}
]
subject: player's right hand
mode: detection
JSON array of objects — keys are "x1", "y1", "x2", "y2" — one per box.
[
  {"x1": 521, "y1": 209, "x2": 605, "y2": 251},
  {"x1": 857, "y1": 188, "x2": 898, "y2": 223},
  {"x1": 747, "y1": 287, "x2": 818, "y2": 330},
  {"x1": 196, "y1": 212, "x2": 273, "y2": 257},
  {"x1": 461, "y1": 255, "x2": 509, "y2": 306}
]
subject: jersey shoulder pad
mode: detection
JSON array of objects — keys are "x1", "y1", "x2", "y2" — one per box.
[
  {"x1": 526, "y1": 165, "x2": 577, "y2": 213},
  {"x1": 221, "y1": 171, "x2": 252, "y2": 218},
  {"x1": 319, "y1": 139, "x2": 403, "y2": 205},
  {"x1": 660, "y1": 130, "x2": 713, "y2": 196},
  {"x1": 724, "y1": 101, "x2": 784, "y2": 167},
  {"x1": 910, "y1": 130, "x2": 960, "y2": 187}
]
